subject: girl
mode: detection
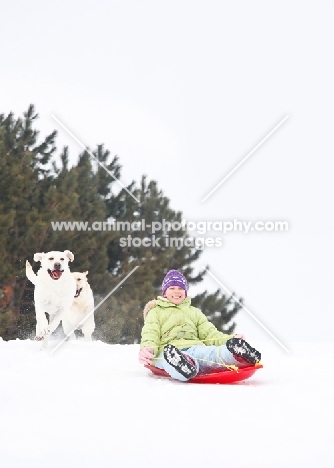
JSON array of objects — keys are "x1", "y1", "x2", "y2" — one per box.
[{"x1": 139, "y1": 270, "x2": 261, "y2": 381}]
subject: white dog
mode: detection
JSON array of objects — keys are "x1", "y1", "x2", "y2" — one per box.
[
  {"x1": 26, "y1": 261, "x2": 95, "y2": 342},
  {"x1": 62, "y1": 271, "x2": 95, "y2": 342},
  {"x1": 26, "y1": 250, "x2": 76, "y2": 345}
]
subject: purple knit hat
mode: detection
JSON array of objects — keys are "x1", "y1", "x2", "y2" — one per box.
[{"x1": 161, "y1": 270, "x2": 188, "y2": 296}]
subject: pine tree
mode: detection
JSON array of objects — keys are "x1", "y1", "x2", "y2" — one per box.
[
  {"x1": 18, "y1": 145, "x2": 122, "y2": 338},
  {"x1": 17, "y1": 146, "x2": 81, "y2": 338},
  {"x1": 191, "y1": 288, "x2": 242, "y2": 335},
  {"x1": 0, "y1": 105, "x2": 57, "y2": 337},
  {"x1": 95, "y1": 176, "x2": 235, "y2": 344},
  {"x1": 1, "y1": 106, "x2": 244, "y2": 343},
  {"x1": 66, "y1": 145, "x2": 121, "y2": 293}
]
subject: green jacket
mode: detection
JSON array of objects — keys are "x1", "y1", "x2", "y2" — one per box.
[{"x1": 140, "y1": 296, "x2": 234, "y2": 356}]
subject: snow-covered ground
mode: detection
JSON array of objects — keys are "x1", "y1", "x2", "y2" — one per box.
[{"x1": 1, "y1": 338, "x2": 333, "y2": 468}]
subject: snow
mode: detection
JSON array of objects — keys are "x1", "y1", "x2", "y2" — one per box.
[{"x1": 1, "y1": 338, "x2": 333, "y2": 468}]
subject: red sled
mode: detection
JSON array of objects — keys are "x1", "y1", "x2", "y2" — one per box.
[{"x1": 145, "y1": 363, "x2": 263, "y2": 384}]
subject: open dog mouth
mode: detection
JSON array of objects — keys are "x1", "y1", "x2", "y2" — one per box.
[
  {"x1": 48, "y1": 269, "x2": 63, "y2": 280},
  {"x1": 74, "y1": 288, "x2": 83, "y2": 298}
]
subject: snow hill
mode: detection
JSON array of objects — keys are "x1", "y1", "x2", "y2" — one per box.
[{"x1": 0, "y1": 338, "x2": 333, "y2": 468}]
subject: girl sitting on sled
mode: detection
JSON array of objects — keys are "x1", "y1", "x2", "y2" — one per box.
[{"x1": 139, "y1": 270, "x2": 261, "y2": 382}]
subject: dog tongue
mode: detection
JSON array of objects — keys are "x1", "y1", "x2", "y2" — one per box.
[{"x1": 52, "y1": 270, "x2": 62, "y2": 279}]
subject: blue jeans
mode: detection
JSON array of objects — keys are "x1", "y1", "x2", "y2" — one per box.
[{"x1": 154, "y1": 345, "x2": 246, "y2": 382}]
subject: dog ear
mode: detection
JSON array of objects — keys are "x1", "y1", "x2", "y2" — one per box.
[
  {"x1": 33, "y1": 253, "x2": 44, "y2": 263},
  {"x1": 85, "y1": 271, "x2": 88, "y2": 276},
  {"x1": 64, "y1": 250, "x2": 74, "y2": 262}
]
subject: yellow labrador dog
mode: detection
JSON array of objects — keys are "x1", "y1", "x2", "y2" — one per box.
[
  {"x1": 62, "y1": 271, "x2": 95, "y2": 342},
  {"x1": 26, "y1": 261, "x2": 95, "y2": 342},
  {"x1": 26, "y1": 250, "x2": 76, "y2": 346}
]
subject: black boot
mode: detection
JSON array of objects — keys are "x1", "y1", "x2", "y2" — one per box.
[
  {"x1": 226, "y1": 338, "x2": 261, "y2": 365},
  {"x1": 163, "y1": 344, "x2": 197, "y2": 379}
]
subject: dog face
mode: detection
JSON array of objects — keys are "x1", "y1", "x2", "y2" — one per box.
[
  {"x1": 72, "y1": 271, "x2": 89, "y2": 298},
  {"x1": 34, "y1": 250, "x2": 74, "y2": 280}
]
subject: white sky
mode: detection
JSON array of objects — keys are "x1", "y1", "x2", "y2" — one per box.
[{"x1": 1, "y1": 0, "x2": 333, "y2": 346}]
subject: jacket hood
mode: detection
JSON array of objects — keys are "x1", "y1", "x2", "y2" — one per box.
[{"x1": 143, "y1": 296, "x2": 192, "y2": 320}]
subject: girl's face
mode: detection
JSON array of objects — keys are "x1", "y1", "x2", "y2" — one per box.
[{"x1": 164, "y1": 286, "x2": 186, "y2": 305}]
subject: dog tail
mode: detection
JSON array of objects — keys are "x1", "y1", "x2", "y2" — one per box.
[{"x1": 26, "y1": 260, "x2": 37, "y2": 285}]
